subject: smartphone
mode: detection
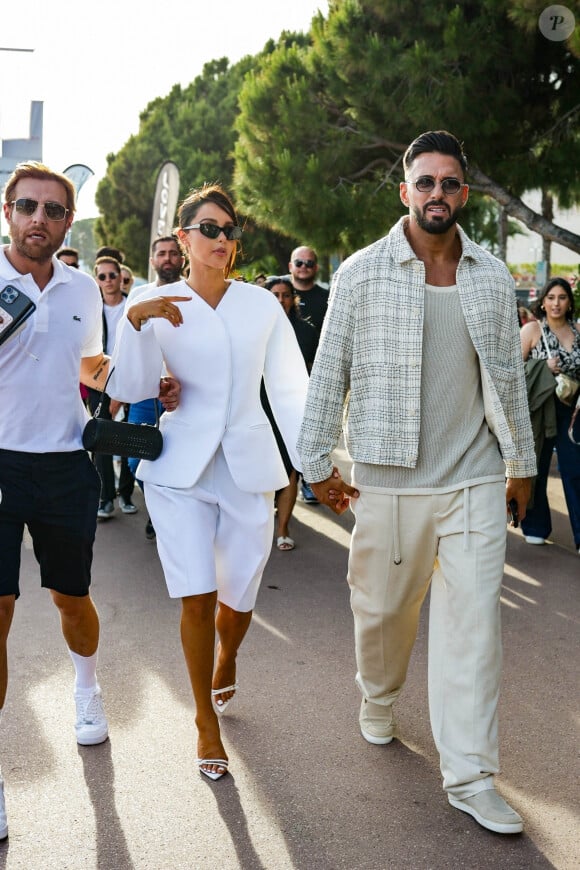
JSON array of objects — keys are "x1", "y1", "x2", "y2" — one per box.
[
  {"x1": 508, "y1": 498, "x2": 519, "y2": 528},
  {"x1": 0, "y1": 285, "x2": 36, "y2": 346}
]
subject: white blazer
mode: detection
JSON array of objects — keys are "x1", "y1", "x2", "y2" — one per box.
[{"x1": 108, "y1": 280, "x2": 309, "y2": 492}]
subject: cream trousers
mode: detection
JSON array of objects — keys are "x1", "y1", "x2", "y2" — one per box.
[{"x1": 348, "y1": 481, "x2": 506, "y2": 797}]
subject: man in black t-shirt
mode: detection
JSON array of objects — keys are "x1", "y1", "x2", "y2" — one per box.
[{"x1": 289, "y1": 245, "x2": 329, "y2": 342}]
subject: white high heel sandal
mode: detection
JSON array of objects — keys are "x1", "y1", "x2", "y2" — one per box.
[{"x1": 211, "y1": 683, "x2": 239, "y2": 715}]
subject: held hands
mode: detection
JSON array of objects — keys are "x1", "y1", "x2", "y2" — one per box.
[
  {"x1": 506, "y1": 477, "x2": 532, "y2": 526},
  {"x1": 127, "y1": 296, "x2": 191, "y2": 331},
  {"x1": 547, "y1": 355, "x2": 561, "y2": 375},
  {"x1": 158, "y1": 376, "x2": 180, "y2": 412},
  {"x1": 310, "y1": 466, "x2": 360, "y2": 515}
]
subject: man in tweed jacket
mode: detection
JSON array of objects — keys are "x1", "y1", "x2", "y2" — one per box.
[{"x1": 297, "y1": 131, "x2": 536, "y2": 835}]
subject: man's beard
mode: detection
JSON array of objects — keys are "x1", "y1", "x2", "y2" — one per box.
[
  {"x1": 11, "y1": 226, "x2": 61, "y2": 262},
  {"x1": 411, "y1": 202, "x2": 461, "y2": 235},
  {"x1": 157, "y1": 265, "x2": 182, "y2": 284}
]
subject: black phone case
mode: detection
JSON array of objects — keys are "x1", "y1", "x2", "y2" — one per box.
[{"x1": 0, "y1": 285, "x2": 36, "y2": 346}]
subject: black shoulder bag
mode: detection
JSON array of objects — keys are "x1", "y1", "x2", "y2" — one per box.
[{"x1": 82, "y1": 367, "x2": 163, "y2": 460}]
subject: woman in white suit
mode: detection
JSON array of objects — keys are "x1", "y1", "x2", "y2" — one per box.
[{"x1": 108, "y1": 184, "x2": 309, "y2": 781}]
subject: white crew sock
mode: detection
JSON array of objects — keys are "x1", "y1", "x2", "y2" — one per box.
[{"x1": 69, "y1": 650, "x2": 99, "y2": 693}]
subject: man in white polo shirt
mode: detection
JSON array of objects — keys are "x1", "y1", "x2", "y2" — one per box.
[{"x1": 0, "y1": 162, "x2": 113, "y2": 841}]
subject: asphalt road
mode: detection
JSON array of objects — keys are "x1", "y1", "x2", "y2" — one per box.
[{"x1": 0, "y1": 453, "x2": 578, "y2": 870}]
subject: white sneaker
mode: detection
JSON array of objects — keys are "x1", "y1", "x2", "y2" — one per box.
[
  {"x1": 0, "y1": 778, "x2": 7, "y2": 841},
  {"x1": 524, "y1": 535, "x2": 546, "y2": 545},
  {"x1": 75, "y1": 688, "x2": 109, "y2": 746},
  {"x1": 449, "y1": 788, "x2": 523, "y2": 834}
]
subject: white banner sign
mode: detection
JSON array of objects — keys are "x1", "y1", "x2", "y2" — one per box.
[{"x1": 148, "y1": 161, "x2": 180, "y2": 282}]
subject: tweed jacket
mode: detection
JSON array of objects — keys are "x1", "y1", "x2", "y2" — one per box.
[{"x1": 297, "y1": 217, "x2": 536, "y2": 483}]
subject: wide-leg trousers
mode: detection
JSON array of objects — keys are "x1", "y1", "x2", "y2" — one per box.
[{"x1": 347, "y1": 481, "x2": 506, "y2": 798}]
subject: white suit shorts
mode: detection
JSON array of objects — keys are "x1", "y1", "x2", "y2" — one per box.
[{"x1": 144, "y1": 446, "x2": 274, "y2": 611}]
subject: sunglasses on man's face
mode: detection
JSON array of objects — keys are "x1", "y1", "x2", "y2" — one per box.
[
  {"x1": 97, "y1": 272, "x2": 119, "y2": 281},
  {"x1": 293, "y1": 259, "x2": 316, "y2": 268},
  {"x1": 405, "y1": 176, "x2": 466, "y2": 195},
  {"x1": 182, "y1": 222, "x2": 243, "y2": 241},
  {"x1": 11, "y1": 198, "x2": 69, "y2": 221}
]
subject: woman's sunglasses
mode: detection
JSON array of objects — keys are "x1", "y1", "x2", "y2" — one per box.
[{"x1": 182, "y1": 222, "x2": 243, "y2": 241}]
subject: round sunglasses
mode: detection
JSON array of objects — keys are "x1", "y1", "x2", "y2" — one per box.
[{"x1": 405, "y1": 176, "x2": 466, "y2": 195}]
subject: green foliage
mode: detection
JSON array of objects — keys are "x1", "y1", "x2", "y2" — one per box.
[
  {"x1": 69, "y1": 218, "x2": 97, "y2": 268},
  {"x1": 461, "y1": 194, "x2": 523, "y2": 255},
  {"x1": 95, "y1": 56, "x2": 298, "y2": 275},
  {"x1": 234, "y1": 0, "x2": 580, "y2": 255},
  {"x1": 97, "y1": 1, "x2": 579, "y2": 268}
]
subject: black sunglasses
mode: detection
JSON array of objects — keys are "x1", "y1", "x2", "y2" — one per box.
[
  {"x1": 182, "y1": 222, "x2": 243, "y2": 241},
  {"x1": 97, "y1": 271, "x2": 119, "y2": 281},
  {"x1": 121, "y1": 277, "x2": 132, "y2": 285},
  {"x1": 405, "y1": 176, "x2": 466, "y2": 195},
  {"x1": 11, "y1": 198, "x2": 69, "y2": 221},
  {"x1": 293, "y1": 258, "x2": 316, "y2": 268}
]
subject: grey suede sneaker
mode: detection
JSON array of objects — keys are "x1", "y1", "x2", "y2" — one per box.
[
  {"x1": 449, "y1": 788, "x2": 523, "y2": 834},
  {"x1": 359, "y1": 698, "x2": 396, "y2": 745}
]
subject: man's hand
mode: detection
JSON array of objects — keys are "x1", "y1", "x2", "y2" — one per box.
[
  {"x1": 159, "y1": 376, "x2": 180, "y2": 412},
  {"x1": 506, "y1": 477, "x2": 532, "y2": 525},
  {"x1": 309, "y1": 466, "x2": 359, "y2": 515}
]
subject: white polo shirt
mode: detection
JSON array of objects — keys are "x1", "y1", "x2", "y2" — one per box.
[{"x1": 0, "y1": 247, "x2": 103, "y2": 452}]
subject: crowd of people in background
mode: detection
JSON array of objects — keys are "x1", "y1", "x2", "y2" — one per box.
[{"x1": 68, "y1": 237, "x2": 578, "y2": 561}]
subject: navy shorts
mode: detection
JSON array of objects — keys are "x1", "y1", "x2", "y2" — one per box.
[{"x1": 0, "y1": 449, "x2": 101, "y2": 598}]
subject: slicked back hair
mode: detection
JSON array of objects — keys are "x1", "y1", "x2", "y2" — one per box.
[
  {"x1": 177, "y1": 183, "x2": 240, "y2": 278},
  {"x1": 403, "y1": 130, "x2": 468, "y2": 176}
]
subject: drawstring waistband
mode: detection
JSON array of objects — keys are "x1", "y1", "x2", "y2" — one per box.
[{"x1": 390, "y1": 487, "x2": 471, "y2": 564}]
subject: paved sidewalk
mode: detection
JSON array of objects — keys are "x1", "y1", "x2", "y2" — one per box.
[{"x1": 0, "y1": 460, "x2": 577, "y2": 869}]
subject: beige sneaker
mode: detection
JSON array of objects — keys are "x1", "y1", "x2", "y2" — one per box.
[
  {"x1": 449, "y1": 788, "x2": 523, "y2": 834},
  {"x1": 359, "y1": 698, "x2": 396, "y2": 745}
]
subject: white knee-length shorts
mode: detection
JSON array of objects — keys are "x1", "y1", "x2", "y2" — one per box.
[{"x1": 144, "y1": 447, "x2": 275, "y2": 611}]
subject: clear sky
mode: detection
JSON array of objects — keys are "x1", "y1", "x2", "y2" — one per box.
[{"x1": 0, "y1": 0, "x2": 329, "y2": 220}]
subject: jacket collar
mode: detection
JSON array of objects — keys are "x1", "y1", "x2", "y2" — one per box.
[{"x1": 388, "y1": 217, "x2": 484, "y2": 266}]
